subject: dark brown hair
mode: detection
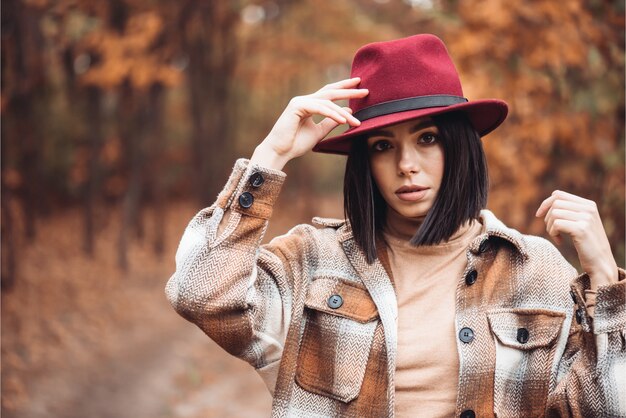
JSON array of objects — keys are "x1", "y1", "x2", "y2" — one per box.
[{"x1": 343, "y1": 111, "x2": 488, "y2": 263}]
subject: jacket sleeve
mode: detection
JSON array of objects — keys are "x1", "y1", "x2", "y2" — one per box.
[
  {"x1": 547, "y1": 268, "x2": 626, "y2": 417},
  {"x1": 165, "y1": 158, "x2": 314, "y2": 389}
]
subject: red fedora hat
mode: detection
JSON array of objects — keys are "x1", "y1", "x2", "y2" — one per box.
[{"x1": 312, "y1": 34, "x2": 508, "y2": 155}]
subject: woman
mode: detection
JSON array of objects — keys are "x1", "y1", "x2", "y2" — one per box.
[{"x1": 166, "y1": 34, "x2": 624, "y2": 417}]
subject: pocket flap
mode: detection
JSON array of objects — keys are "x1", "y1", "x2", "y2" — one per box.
[
  {"x1": 487, "y1": 309, "x2": 565, "y2": 350},
  {"x1": 305, "y1": 277, "x2": 379, "y2": 323}
]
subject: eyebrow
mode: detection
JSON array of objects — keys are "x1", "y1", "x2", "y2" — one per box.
[{"x1": 367, "y1": 120, "x2": 436, "y2": 138}]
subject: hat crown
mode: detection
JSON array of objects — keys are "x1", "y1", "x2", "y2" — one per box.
[
  {"x1": 349, "y1": 34, "x2": 464, "y2": 111},
  {"x1": 312, "y1": 33, "x2": 508, "y2": 155}
]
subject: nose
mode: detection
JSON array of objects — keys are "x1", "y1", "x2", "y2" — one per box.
[{"x1": 397, "y1": 146, "x2": 420, "y2": 176}]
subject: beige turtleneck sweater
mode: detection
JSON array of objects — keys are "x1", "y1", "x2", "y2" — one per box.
[{"x1": 384, "y1": 216, "x2": 483, "y2": 418}]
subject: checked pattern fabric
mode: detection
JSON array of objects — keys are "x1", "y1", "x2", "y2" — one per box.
[{"x1": 166, "y1": 159, "x2": 626, "y2": 417}]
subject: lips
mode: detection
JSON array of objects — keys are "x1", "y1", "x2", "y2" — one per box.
[
  {"x1": 395, "y1": 185, "x2": 428, "y2": 194},
  {"x1": 395, "y1": 184, "x2": 429, "y2": 202}
]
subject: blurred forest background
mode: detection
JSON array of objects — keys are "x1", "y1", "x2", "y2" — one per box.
[{"x1": 1, "y1": 0, "x2": 624, "y2": 417}]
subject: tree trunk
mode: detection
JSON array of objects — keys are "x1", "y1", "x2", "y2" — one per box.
[
  {"x1": 83, "y1": 86, "x2": 104, "y2": 256},
  {"x1": 1, "y1": 0, "x2": 46, "y2": 287},
  {"x1": 117, "y1": 80, "x2": 146, "y2": 271},
  {"x1": 147, "y1": 83, "x2": 166, "y2": 256},
  {"x1": 3, "y1": 0, "x2": 47, "y2": 242},
  {"x1": 1, "y1": 187, "x2": 17, "y2": 290},
  {"x1": 180, "y1": 1, "x2": 240, "y2": 206}
]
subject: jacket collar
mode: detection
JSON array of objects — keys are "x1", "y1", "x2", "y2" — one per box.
[
  {"x1": 473, "y1": 209, "x2": 529, "y2": 259},
  {"x1": 332, "y1": 209, "x2": 529, "y2": 260}
]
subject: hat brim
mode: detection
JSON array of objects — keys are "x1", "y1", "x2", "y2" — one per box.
[{"x1": 312, "y1": 99, "x2": 508, "y2": 155}]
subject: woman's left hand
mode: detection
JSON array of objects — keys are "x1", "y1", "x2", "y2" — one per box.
[{"x1": 536, "y1": 190, "x2": 619, "y2": 289}]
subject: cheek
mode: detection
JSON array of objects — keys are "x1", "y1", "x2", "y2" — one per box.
[
  {"x1": 431, "y1": 160, "x2": 445, "y2": 185},
  {"x1": 426, "y1": 146, "x2": 445, "y2": 185}
]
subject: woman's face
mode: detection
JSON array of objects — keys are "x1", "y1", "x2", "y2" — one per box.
[{"x1": 367, "y1": 117, "x2": 444, "y2": 220}]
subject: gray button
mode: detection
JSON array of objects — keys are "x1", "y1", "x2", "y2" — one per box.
[
  {"x1": 327, "y1": 294, "x2": 343, "y2": 309},
  {"x1": 516, "y1": 327, "x2": 529, "y2": 344},
  {"x1": 249, "y1": 172, "x2": 264, "y2": 188},
  {"x1": 238, "y1": 192, "x2": 254, "y2": 208},
  {"x1": 459, "y1": 327, "x2": 474, "y2": 343}
]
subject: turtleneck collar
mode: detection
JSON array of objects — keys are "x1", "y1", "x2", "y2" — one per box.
[
  {"x1": 332, "y1": 209, "x2": 529, "y2": 259},
  {"x1": 383, "y1": 208, "x2": 482, "y2": 255}
]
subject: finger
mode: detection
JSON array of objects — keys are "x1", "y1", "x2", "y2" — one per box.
[
  {"x1": 546, "y1": 209, "x2": 595, "y2": 245},
  {"x1": 317, "y1": 117, "x2": 342, "y2": 138},
  {"x1": 315, "y1": 88, "x2": 369, "y2": 101},
  {"x1": 319, "y1": 77, "x2": 362, "y2": 91},
  {"x1": 548, "y1": 218, "x2": 582, "y2": 245},
  {"x1": 544, "y1": 202, "x2": 590, "y2": 228},
  {"x1": 323, "y1": 101, "x2": 360, "y2": 126},
  {"x1": 536, "y1": 192, "x2": 582, "y2": 217},
  {"x1": 318, "y1": 102, "x2": 356, "y2": 124},
  {"x1": 538, "y1": 192, "x2": 597, "y2": 219},
  {"x1": 537, "y1": 190, "x2": 594, "y2": 217},
  {"x1": 546, "y1": 217, "x2": 570, "y2": 246},
  {"x1": 342, "y1": 106, "x2": 361, "y2": 126},
  {"x1": 314, "y1": 105, "x2": 360, "y2": 138},
  {"x1": 548, "y1": 199, "x2": 589, "y2": 213},
  {"x1": 550, "y1": 190, "x2": 595, "y2": 206},
  {"x1": 536, "y1": 194, "x2": 556, "y2": 217},
  {"x1": 544, "y1": 208, "x2": 587, "y2": 236},
  {"x1": 301, "y1": 102, "x2": 347, "y2": 124}
]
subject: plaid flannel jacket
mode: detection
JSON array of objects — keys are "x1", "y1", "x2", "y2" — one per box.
[{"x1": 166, "y1": 159, "x2": 626, "y2": 417}]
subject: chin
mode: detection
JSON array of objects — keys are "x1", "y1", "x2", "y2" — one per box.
[
  {"x1": 405, "y1": 212, "x2": 429, "y2": 219},
  {"x1": 394, "y1": 207, "x2": 431, "y2": 219}
]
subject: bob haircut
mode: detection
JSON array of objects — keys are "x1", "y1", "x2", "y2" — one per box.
[{"x1": 343, "y1": 111, "x2": 489, "y2": 264}]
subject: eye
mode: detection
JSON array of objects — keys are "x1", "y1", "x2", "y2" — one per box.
[
  {"x1": 418, "y1": 132, "x2": 439, "y2": 145},
  {"x1": 370, "y1": 139, "x2": 391, "y2": 152}
]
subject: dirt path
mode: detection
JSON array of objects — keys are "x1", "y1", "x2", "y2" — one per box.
[
  {"x1": 2, "y1": 198, "x2": 343, "y2": 417},
  {"x1": 24, "y1": 316, "x2": 272, "y2": 418},
  {"x1": 1, "y1": 202, "x2": 278, "y2": 418},
  {"x1": 4, "y1": 278, "x2": 272, "y2": 418}
]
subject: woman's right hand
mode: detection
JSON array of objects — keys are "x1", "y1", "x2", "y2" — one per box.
[{"x1": 251, "y1": 77, "x2": 368, "y2": 170}]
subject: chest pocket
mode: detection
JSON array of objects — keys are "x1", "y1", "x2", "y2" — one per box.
[
  {"x1": 295, "y1": 277, "x2": 379, "y2": 403},
  {"x1": 488, "y1": 308, "x2": 565, "y2": 416}
]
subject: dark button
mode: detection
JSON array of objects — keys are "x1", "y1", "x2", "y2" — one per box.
[
  {"x1": 478, "y1": 239, "x2": 490, "y2": 254},
  {"x1": 327, "y1": 294, "x2": 343, "y2": 309},
  {"x1": 570, "y1": 290, "x2": 577, "y2": 304},
  {"x1": 575, "y1": 308, "x2": 583, "y2": 324},
  {"x1": 238, "y1": 192, "x2": 254, "y2": 208},
  {"x1": 460, "y1": 410, "x2": 476, "y2": 418},
  {"x1": 465, "y1": 269, "x2": 478, "y2": 286},
  {"x1": 516, "y1": 327, "x2": 530, "y2": 344},
  {"x1": 459, "y1": 327, "x2": 475, "y2": 343},
  {"x1": 249, "y1": 172, "x2": 264, "y2": 188}
]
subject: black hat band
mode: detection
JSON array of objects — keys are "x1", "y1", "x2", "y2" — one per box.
[{"x1": 354, "y1": 95, "x2": 468, "y2": 121}]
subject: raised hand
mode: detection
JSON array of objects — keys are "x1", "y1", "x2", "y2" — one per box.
[
  {"x1": 536, "y1": 190, "x2": 619, "y2": 289},
  {"x1": 251, "y1": 77, "x2": 368, "y2": 170}
]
